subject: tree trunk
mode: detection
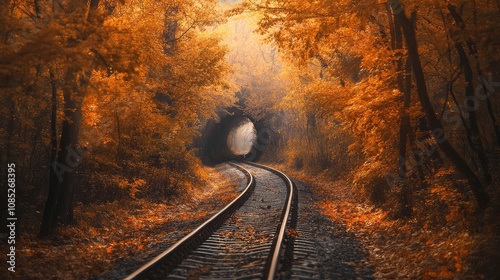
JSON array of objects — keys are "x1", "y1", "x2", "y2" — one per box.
[
  {"x1": 398, "y1": 57, "x2": 413, "y2": 216},
  {"x1": 447, "y1": 4, "x2": 500, "y2": 145},
  {"x1": 388, "y1": 4, "x2": 413, "y2": 217},
  {"x1": 485, "y1": 96, "x2": 500, "y2": 144},
  {"x1": 453, "y1": 41, "x2": 491, "y2": 182},
  {"x1": 54, "y1": 84, "x2": 83, "y2": 225},
  {"x1": 40, "y1": 73, "x2": 84, "y2": 235},
  {"x1": 39, "y1": 69, "x2": 61, "y2": 237},
  {"x1": 391, "y1": 2, "x2": 490, "y2": 208},
  {"x1": 49, "y1": 69, "x2": 58, "y2": 166},
  {"x1": 39, "y1": 1, "x2": 101, "y2": 236}
]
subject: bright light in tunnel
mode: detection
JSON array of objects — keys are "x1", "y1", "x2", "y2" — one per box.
[{"x1": 227, "y1": 119, "x2": 257, "y2": 156}]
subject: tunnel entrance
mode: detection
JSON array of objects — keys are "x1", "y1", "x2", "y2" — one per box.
[
  {"x1": 201, "y1": 112, "x2": 254, "y2": 164},
  {"x1": 227, "y1": 119, "x2": 256, "y2": 156},
  {"x1": 199, "y1": 109, "x2": 264, "y2": 165}
]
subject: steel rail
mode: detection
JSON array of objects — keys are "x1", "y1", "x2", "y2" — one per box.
[
  {"x1": 124, "y1": 162, "x2": 255, "y2": 280},
  {"x1": 124, "y1": 161, "x2": 295, "y2": 280},
  {"x1": 243, "y1": 161, "x2": 295, "y2": 280}
]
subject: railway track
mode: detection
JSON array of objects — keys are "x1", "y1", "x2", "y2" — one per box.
[{"x1": 124, "y1": 162, "x2": 298, "y2": 280}]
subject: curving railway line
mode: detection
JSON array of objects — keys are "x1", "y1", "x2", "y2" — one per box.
[{"x1": 124, "y1": 162, "x2": 302, "y2": 280}]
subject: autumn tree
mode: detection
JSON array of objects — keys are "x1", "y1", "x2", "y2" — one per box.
[
  {"x1": 238, "y1": 0, "x2": 405, "y2": 190},
  {"x1": 242, "y1": 0, "x2": 499, "y2": 209},
  {"x1": 0, "y1": 0, "x2": 234, "y2": 236},
  {"x1": 387, "y1": 0, "x2": 489, "y2": 208}
]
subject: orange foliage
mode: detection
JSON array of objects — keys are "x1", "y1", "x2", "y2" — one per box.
[
  {"x1": 1, "y1": 166, "x2": 240, "y2": 279},
  {"x1": 278, "y1": 164, "x2": 478, "y2": 279}
]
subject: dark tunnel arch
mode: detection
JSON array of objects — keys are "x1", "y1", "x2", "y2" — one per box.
[{"x1": 198, "y1": 107, "x2": 275, "y2": 165}]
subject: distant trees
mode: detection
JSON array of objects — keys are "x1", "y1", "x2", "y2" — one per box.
[
  {"x1": 0, "y1": 0, "x2": 234, "y2": 236},
  {"x1": 243, "y1": 0, "x2": 500, "y2": 210},
  {"x1": 223, "y1": 16, "x2": 285, "y2": 121}
]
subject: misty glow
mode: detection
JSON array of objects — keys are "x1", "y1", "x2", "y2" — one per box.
[{"x1": 227, "y1": 119, "x2": 257, "y2": 155}]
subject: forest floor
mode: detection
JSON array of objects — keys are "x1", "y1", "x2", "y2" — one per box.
[
  {"x1": 0, "y1": 164, "x2": 247, "y2": 280},
  {"x1": 275, "y1": 160, "x2": 500, "y2": 279},
  {"x1": 2, "y1": 161, "x2": 499, "y2": 279}
]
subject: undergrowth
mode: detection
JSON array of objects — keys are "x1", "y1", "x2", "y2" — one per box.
[
  {"x1": 275, "y1": 161, "x2": 500, "y2": 279},
  {"x1": 0, "y1": 165, "x2": 240, "y2": 280}
]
